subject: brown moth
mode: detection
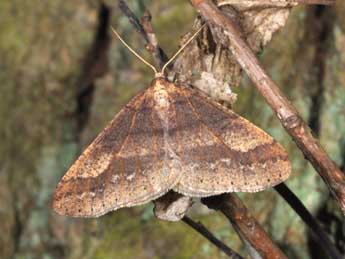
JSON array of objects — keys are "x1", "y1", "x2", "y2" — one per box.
[{"x1": 52, "y1": 26, "x2": 291, "y2": 218}]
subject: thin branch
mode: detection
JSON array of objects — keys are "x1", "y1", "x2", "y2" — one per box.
[
  {"x1": 191, "y1": 0, "x2": 345, "y2": 214},
  {"x1": 141, "y1": 9, "x2": 168, "y2": 69},
  {"x1": 275, "y1": 183, "x2": 343, "y2": 259},
  {"x1": 218, "y1": 0, "x2": 335, "y2": 6},
  {"x1": 118, "y1": 0, "x2": 149, "y2": 43},
  {"x1": 182, "y1": 216, "x2": 245, "y2": 258},
  {"x1": 118, "y1": 1, "x2": 168, "y2": 70},
  {"x1": 202, "y1": 194, "x2": 288, "y2": 259},
  {"x1": 294, "y1": 0, "x2": 335, "y2": 5}
]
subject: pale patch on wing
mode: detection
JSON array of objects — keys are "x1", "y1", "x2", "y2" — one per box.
[
  {"x1": 63, "y1": 150, "x2": 113, "y2": 180},
  {"x1": 118, "y1": 147, "x2": 153, "y2": 158},
  {"x1": 222, "y1": 128, "x2": 274, "y2": 152}
]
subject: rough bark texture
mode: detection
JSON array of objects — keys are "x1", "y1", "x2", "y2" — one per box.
[{"x1": 0, "y1": 0, "x2": 344, "y2": 258}]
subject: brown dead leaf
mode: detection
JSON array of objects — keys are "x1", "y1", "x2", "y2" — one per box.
[
  {"x1": 172, "y1": 25, "x2": 241, "y2": 105},
  {"x1": 216, "y1": 0, "x2": 296, "y2": 52},
  {"x1": 154, "y1": 191, "x2": 193, "y2": 221},
  {"x1": 173, "y1": 0, "x2": 296, "y2": 104},
  {"x1": 194, "y1": 71, "x2": 237, "y2": 104}
]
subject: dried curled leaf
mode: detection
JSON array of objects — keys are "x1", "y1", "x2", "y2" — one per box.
[
  {"x1": 194, "y1": 71, "x2": 237, "y2": 104},
  {"x1": 172, "y1": 27, "x2": 241, "y2": 105},
  {"x1": 173, "y1": 0, "x2": 296, "y2": 103},
  {"x1": 216, "y1": 0, "x2": 295, "y2": 52},
  {"x1": 154, "y1": 191, "x2": 193, "y2": 221}
]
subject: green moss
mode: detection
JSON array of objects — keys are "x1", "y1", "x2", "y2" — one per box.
[{"x1": 93, "y1": 208, "x2": 245, "y2": 259}]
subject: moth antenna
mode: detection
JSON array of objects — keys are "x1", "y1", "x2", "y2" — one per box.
[
  {"x1": 161, "y1": 24, "x2": 205, "y2": 75},
  {"x1": 110, "y1": 26, "x2": 158, "y2": 75}
]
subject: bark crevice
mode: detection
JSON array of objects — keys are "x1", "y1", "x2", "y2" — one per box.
[{"x1": 75, "y1": 3, "x2": 111, "y2": 139}]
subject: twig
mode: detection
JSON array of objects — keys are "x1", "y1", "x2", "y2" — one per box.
[
  {"x1": 182, "y1": 216, "x2": 245, "y2": 258},
  {"x1": 218, "y1": 0, "x2": 335, "y2": 6},
  {"x1": 202, "y1": 194, "x2": 288, "y2": 259},
  {"x1": 294, "y1": 0, "x2": 335, "y2": 5},
  {"x1": 118, "y1": 0, "x2": 149, "y2": 43},
  {"x1": 275, "y1": 183, "x2": 343, "y2": 259},
  {"x1": 118, "y1": 0, "x2": 167, "y2": 70},
  {"x1": 191, "y1": 0, "x2": 345, "y2": 214},
  {"x1": 141, "y1": 9, "x2": 168, "y2": 69}
]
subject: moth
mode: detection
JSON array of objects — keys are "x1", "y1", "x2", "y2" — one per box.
[{"x1": 53, "y1": 25, "x2": 291, "y2": 218}]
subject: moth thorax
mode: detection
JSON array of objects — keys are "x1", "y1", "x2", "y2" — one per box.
[
  {"x1": 153, "y1": 88, "x2": 169, "y2": 108},
  {"x1": 153, "y1": 84, "x2": 170, "y2": 126}
]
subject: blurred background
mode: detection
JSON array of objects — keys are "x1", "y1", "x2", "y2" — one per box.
[{"x1": 1, "y1": 0, "x2": 345, "y2": 258}]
